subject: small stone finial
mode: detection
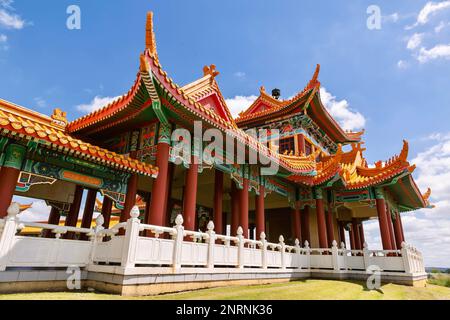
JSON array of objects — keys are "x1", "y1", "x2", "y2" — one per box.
[
  {"x1": 7, "y1": 202, "x2": 20, "y2": 218},
  {"x1": 237, "y1": 226, "x2": 243, "y2": 236},
  {"x1": 260, "y1": 232, "x2": 266, "y2": 240},
  {"x1": 130, "y1": 206, "x2": 140, "y2": 219},
  {"x1": 332, "y1": 240, "x2": 338, "y2": 248},
  {"x1": 207, "y1": 220, "x2": 215, "y2": 231},
  {"x1": 401, "y1": 241, "x2": 407, "y2": 249},
  {"x1": 175, "y1": 214, "x2": 184, "y2": 226},
  {"x1": 96, "y1": 214, "x2": 104, "y2": 227},
  {"x1": 279, "y1": 235, "x2": 285, "y2": 244},
  {"x1": 363, "y1": 242, "x2": 368, "y2": 249},
  {"x1": 295, "y1": 238, "x2": 300, "y2": 246},
  {"x1": 304, "y1": 240, "x2": 310, "y2": 248},
  {"x1": 341, "y1": 242, "x2": 346, "y2": 250}
]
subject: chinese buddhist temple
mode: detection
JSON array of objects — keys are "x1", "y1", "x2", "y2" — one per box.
[{"x1": 0, "y1": 11, "x2": 432, "y2": 276}]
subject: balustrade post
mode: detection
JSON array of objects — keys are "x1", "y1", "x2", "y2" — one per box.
[
  {"x1": 237, "y1": 227, "x2": 245, "y2": 269},
  {"x1": 304, "y1": 240, "x2": 311, "y2": 270},
  {"x1": 294, "y1": 239, "x2": 301, "y2": 270},
  {"x1": 401, "y1": 242, "x2": 412, "y2": 274},
  {"x1": 172, "y1": 214, "x2": 185, "y2": 271},
  {"x1": 206, "y1": 220, "x2": 216, "y2": 270},
  {"x1": 341, "y1": 242, "x2": 348, "y2": 270},
  {"x1": 120, "y1": 206, "x2": 141, "y2": 269},
  {"x1": 279, "y1": 235, "x2": 286, "y2": 269},
  {"x1": 90, "y1": 214, "x2": 105, "y2": 264},
  {"x1": 362, "y1": 242, "x2": 371, "y2": 270},
  {"x1": 0, "y1": 203, "x2": 20, "y2": 271},
  {"x1": 260, "y1": 232, "x2": 268, "y2": 269},
  {"x1": 331, "y1": 240, "x2": 340, "y2": 271}
]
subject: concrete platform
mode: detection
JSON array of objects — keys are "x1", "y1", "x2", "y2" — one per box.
[{"x1": 0, "y1": 266, "x2": 428, "y2": 296}]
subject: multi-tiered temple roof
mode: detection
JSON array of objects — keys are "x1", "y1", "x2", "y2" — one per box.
[{"x1": 0, "y1": 11, "x2": 432, "y2": 214}]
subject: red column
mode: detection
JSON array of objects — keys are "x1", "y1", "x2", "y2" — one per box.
[
  {"x1": 352, "y1": 218, "x2": 362, "y2": 250},
  {"x1": 349, "y1": 227, "x2": 355, "y2": 250},
  {"x1": 0, "y1": 167, "x2": 21, "y2": 218},
  {"x1": 0, "y1": 144, "x2": 26, "y2": 218},
  {"x1": 338, "y1": 221, "x2": 346, "y2": 246},
  {"x1": 326, "y1": 204, "x2": 335, "y2": 247},
  {"x1": 297, "y1": 134, "x2": 306, "y2": 155},
  {"x1": 359, "y1": 222, "x2": 366, "y2": 246},
  {"x1": 120, "y1": 174, "x2": 138, "y2": 223},
  {"x1": 398, "y1": 212, "x2": 406, "y2": 243},
  {"x1": 43, "y1": 207, "x2": 61, "y2": 238},
  {"x1": 80, "y1": 189, "x2": 97, "y2": 240},
  {"x1": 301, "y1": 206, "x2": 311, "y2": 244},
  {"x1": 231, "y1": 182, "x2": 240, "y2": 236},
  {"x1": 213, "y1": 170, "x2": 224, "y2": 235},
  {"x1": 101, "y1": 197, "x2": 113, "y2": 229},
  {"x1": 239, "y1": 179, "x2": 249, "y2": 238},
  {"x1": 393, "y1": 212, "x2": 404, "y2": 249},
  {"x1": 183, "y1": 156, "x2": 198, "y2": 231},
  {"x1": 386, "y1": 204, "x2": 397, "y2": 250},
  {"x1": 376, "y1": 195, "x2": 392, "y2": 250},
  {"x1": 315, "y1": 193, "x2": 328, "y2": 248},
  {"x1": 255, "y1": 185, "x2": 265, "y2": 239},
  {"x1": 148, "y1": 142, "x2": 170, "y2": 226},
  {"x1": 64, "y1": 186, "x2": 84, "y2": 239},
  {"x1": 292, "y1": 204, "x2": 302, "y2": 242},
  {"x1": 164, "y1": 163, "x2": 175, "y2": 227}
]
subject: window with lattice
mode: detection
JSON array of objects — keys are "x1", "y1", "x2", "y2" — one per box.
[{"x1": 279, "y1": 137, "x2": 295, "y2": 154}]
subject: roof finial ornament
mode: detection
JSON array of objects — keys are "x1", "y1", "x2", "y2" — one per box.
[
  {"x1": 307, "y1": 64, "x2": 321, "y2": 89},
  {"x1": 422, "y1": 188, "x2": 432, "y2": 201},
  {"x1": 145, "y1": 12, "x2": 158, "y2": 59},
  {"x1": 51, "y1": 108, "x2": 68, "y2": 128},
  {"x1": 399, "y1": 140, "x2": 409, "y2": 161},
  {"x1": 203, "y1": 64, "x2": 220, "y2": 78}
]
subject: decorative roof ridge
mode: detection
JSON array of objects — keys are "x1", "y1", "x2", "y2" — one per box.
[
  {"x1": 354, "y1": 140, "x2": 410, "y2": 178},
  {"x1": 0, "y1": 98, "x2": 61, "y2": 130},
  {"x1": 67, "y1": 73, "x2": 142, "y2": 133},
  {"x1": 235, "y1": 65, "x2": 321, "y2": 123},
  {"x1": 0, "y1": 104, "x2": 158, "y2": 177},
  {"x1": 181, "y1": 66, "x2": 237, "y2": 128}
]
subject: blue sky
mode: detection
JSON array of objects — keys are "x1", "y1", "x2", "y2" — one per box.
[{"x1": 2, "y1": 1, "x2": 450, "y2": 267}]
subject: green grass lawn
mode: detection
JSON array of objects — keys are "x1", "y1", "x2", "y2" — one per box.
[{"x1": 1, "y1": 280, "x2": 450, "y2": 300}]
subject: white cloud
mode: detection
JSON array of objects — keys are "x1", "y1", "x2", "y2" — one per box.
[
  {"x1": 225, "y1": 95, "x2": 258, "y2": 118},
  {"x1": 434, "y1": 21, "x2": 449, "y2": 32},
  {"x1": 319, "y1": 87, "x2": 366, "y2": 131},
  {"x1": 33, "y1": 97, "x2": 47, "y2": 108},
  {"x1": 0, "y1": 33, "x2": 6, "y2": 50},
  {"x1": 382, "y1": 13, "x2": 400, "y2": 23},
  {"x1": 16, "y1": 200, "x2": 51, "y2": 222},
  {"x1": 417, "y1": 44, "x2": 450, "y2": 63},
  {"x1": 76, "y1": 95, "x2": 120, "y2": 113},
  {"x1": 234, "y1": 71, "x2": 246, "y2": 79},
  {"x1": 0, "y1": 7, "x2": 25, "y2": 29},
  {"x1": 407, "y1": 33, "x2": 424, "y2": 50},
  {"x1": 414, "y1": 1, "x2": 450, "y2": 27},
  {"x1": 397, "y1": 60, "x2": 409, "y2": 69}
]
